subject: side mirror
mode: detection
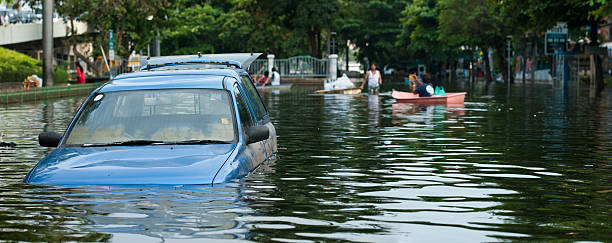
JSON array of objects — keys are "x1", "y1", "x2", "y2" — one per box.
[
  {"x1": 246, "y1": 126, "x2": 269, "y2": 144},
  {"x1": 39, "y1": 132, "x2": 61, "y2": 147}
]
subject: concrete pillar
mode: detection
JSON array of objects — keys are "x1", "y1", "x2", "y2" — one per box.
[
  {"x1": 42, "y1": 0, "x2": 54, "y2": 86},
  {"x1": 153, "y1": 31, "x2": 160, "y2": 57},
  {"x1": 267, "y1": 54, "x2": 275, "y2": 73},
  {"x1": 328, "y1": 54, "x2": 338, "y2": 80}
]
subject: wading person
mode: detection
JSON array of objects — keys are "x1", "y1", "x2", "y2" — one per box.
[
  {"x1": 265, "y1": 67, "x2": 280, "y2": 86},
  {"x1": 360, "y1": 63, "x2": 382, "y2": 94}
]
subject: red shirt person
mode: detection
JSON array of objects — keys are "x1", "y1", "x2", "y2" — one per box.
[{"x1": 76, "y1": 64, "x2": 86, "y2": 84}]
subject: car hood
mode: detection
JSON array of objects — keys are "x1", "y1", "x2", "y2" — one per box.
[{"x1": 25, "y1": 144, "x2": 236, "y2": 185}]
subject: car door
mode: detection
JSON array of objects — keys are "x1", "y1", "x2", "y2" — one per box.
[
  {"x1": 239, "y1": 75, "x2": 276, "y2": 158},
  {"x1": 234, "y1": 84, "x2": 267, "y2": 172}
]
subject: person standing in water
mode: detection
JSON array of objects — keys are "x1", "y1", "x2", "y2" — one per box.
[
  {"x1": 360, "y1": 63, "x2": 382, "y2": 94},
  {"x1": 265, "y1": 67, "x2": 281, "y2": 86}
]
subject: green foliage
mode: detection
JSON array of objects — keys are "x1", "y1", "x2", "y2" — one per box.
[
  {"x1": 339, "y1": 0, "x2": 411, "y2": 66},
  {"x1": 162, "y1": 4, "x2": 223, "y2": 55},
  {"x1": 53, "y1": 63, "x2": 70, "y2": 84},
  {"x1": 438, "y1": 0, "x2": 504, "y2": 49},
  {"x1": 399, "y1": 0, "x2": 456, "y2": 62},
  {"x1": 0, "y1": 47, "x2": 42, "y2": 83},
  {"x1": 3, "y1": 0, "x2": 610, "y2": 80},
  {"x1": 160, "y1": 0, "x2": 338, "y2": 58}
]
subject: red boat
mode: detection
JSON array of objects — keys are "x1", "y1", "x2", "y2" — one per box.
[{"x1": 392, "y1": 90, "x2": 467, "y2": 104}]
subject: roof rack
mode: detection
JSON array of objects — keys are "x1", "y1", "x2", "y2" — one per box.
[{"x1": 140, "y1": 53, "x2": 262, "y2": 71}]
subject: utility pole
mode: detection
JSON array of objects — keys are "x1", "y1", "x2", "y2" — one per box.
[
  {"x1": 346, "y1": 40, "x2": 350, "y2": 73},
  {"x1": 42, "y1": 0, "x2": 54, "y2": 86},
  {"x1": 152, "y1": 31, "x2": 160, "y2": 57}
]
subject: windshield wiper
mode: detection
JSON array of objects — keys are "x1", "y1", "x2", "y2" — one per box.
[
  {"x1": 170, "y1": 139, "x2": 232, "y2": 145},
  {"x1": 81, "y1": 140, "x2": 165, "y2": 147}
]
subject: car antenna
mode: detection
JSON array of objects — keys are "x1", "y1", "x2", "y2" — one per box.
[{"x1": 197, "y1": 52, "x2": 202, "y2": 58}]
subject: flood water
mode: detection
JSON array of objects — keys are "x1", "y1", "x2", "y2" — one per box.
[{"x1": 1, "y1": 82, "x2": 610, "y2": 242}]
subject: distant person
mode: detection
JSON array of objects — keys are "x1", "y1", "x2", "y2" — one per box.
[
  {"x1": 413, "y1": 74, "x2": 434, "y2": 97},
  {"x1": 266, "y1": 67, "x2": 280, "y2": 86},
  {"x1": 257, "y1": 71, "x2": 269, "y2": 86},
  {"x1": 408, "y1": 73, "x2": 419, "y2": 91},
  {"x1": 1, "y1": 13, "x2": 8, "y2": 26},
  {"x1": 360, "y1": 63, "x2": 382, "y2": 94},
  {"x1": 76, "y1": 63, "x2": 86, "y2": 84},
  {"x1": 251, "y1": 66, "x2": 266, "y2": 86}
]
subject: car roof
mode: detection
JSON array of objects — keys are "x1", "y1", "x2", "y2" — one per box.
[
  {"x1": 140, "y1": 53, "x2": 262, "y2": 71},
  {"x1": 100, "y1": 69, "x2": 241, "y2": 93}
]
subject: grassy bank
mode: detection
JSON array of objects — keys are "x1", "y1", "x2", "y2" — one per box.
[
  {"x1": 0, "y1": 47, "x2": 42, "y2": 83},
  {"x1": 0, "y1": 47, "x2": 69, "y2": 84}
]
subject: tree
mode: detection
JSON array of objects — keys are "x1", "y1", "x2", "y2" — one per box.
[
  {"x1": 399, "y1": 0, "x2": 459, "y2": 80},
  {"x1": 3, "y1": 0, "x2": 169, "y2": 76},
  {"x1": 340, "y1": 0, "x2": 411, "y2": 68},
  {"x1": 251, "y1": 0, "x2": 340, "y2": 58},
  {"x1": 438, "y1": 0, "x2": 506, "y2": 83}
]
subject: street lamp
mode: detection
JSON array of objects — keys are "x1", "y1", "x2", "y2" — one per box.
[{"x1": 147, "y1": 15, "x2": 159, "y2": 57}]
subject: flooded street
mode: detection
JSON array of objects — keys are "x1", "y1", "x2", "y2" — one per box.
[{"x1": 1, "y1": 82, "x2": 611, "y2": 242}]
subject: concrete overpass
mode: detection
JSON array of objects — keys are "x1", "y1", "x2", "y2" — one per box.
[{"x1": 0, "y1": 20, "x2": 89, "y2": 51}]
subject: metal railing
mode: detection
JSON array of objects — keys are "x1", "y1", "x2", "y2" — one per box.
[
  {"x1": 249, "y1": 60, "x2": 268, "y2": 75},
  {"x1": 247, "y1": 56, "x2": 329, "y2": 78}
]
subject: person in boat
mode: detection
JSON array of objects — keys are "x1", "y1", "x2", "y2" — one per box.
[
  {"x1": 265, "y1": 67, "x2": 281, "y2": 86},
  {"x1": 413, "y1": 74, "x2": 434, "y2": 97},
  {"x1": 257, "y1": 71, "x2": 269, "y2": 86},
  {"x1": 408, "y1": 73, "x2": 419, "y2": 91},
  {"x1": 250, "y1": 66, "x2": 266, "y2": 86},
  {"x1": 360, "y1": 63, "x2": 382, "y2": 94}
]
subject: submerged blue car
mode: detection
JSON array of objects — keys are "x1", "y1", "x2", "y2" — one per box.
[{"x1": 25, "y1": 53, "x2": 277, "y2": 185}]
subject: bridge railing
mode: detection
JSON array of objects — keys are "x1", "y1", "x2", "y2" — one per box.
[
  {"x1": 248, "y1": 56, "x2": 329, "y2": 78},
  {"x1": 249, "y1": 59, "x2": 268, "y2": 75}
]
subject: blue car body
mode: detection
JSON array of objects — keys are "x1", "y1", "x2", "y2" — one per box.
[{"x1": 25, "y1": 56, "x2": 277, "y2": 185}]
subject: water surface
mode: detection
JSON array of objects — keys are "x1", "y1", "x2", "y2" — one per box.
[{"x1": 0, "y1": 82, "x2": 610, "y2": 242}]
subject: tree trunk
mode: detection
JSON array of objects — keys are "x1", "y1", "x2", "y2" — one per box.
[
  {"x1": 531, "y1": 36, "x2": 537, "y2": 83},
  {"x1": 450, "y1": 62, "x2": 457, "y2": 82},
  {"x1": 521, "y1": 42, "x2": 526, "y2": 83},
  {"x1": 588, "y1": 19, "x2": 605, "y2": 91},
  {"x1": 326, "y1": 28, "x2": 331, "y2": 57},
  {"x1": 316, "y1": 29, "x2": 322, "y2": 58},
  {"x1": 483, "y1": 48, "x2": 492, "y2": 83},
  {"x1": 68, "y1": 18, "x2": 100, "y2": 77},
  {"x1": 496, "y1": 46, "x2": 508, "y2": 85},
  {"x1": 308, "y1": 28, "x2": 317, "y2": 58},
  {"x1": 74, "y1": 47, "x2": 100, "y2": 77}
]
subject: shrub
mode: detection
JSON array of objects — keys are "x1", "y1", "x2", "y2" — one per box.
[
  {"x1": 0, "y1": 47, "x2": 42, "y2": 83},
  {"x1": 53, "y1": 63, "x2": 69, "y2": 83}
]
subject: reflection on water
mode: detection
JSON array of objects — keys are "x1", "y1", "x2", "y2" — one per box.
[{"x1": 0, "y1": 83, "x2": 611, "y2": 242}]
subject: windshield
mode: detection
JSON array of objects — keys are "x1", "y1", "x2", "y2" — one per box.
[{"x1": 64, "y1": 89, "x2": 236, "y2": 146}]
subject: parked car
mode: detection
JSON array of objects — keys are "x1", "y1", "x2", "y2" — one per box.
[{"x1": 25, "y1": 53, "x2": 277, "y2": 185}]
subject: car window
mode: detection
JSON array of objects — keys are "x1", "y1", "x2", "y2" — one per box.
[
  {"x1": 234, "y1": 85, "x2": 253, "y2": 131},
  {"x1": 240, "y1": 75, "x2": 268, "y2": 121},
  {"x1": 64, "y1": 89, "x2": 236, "y2": 145}
]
